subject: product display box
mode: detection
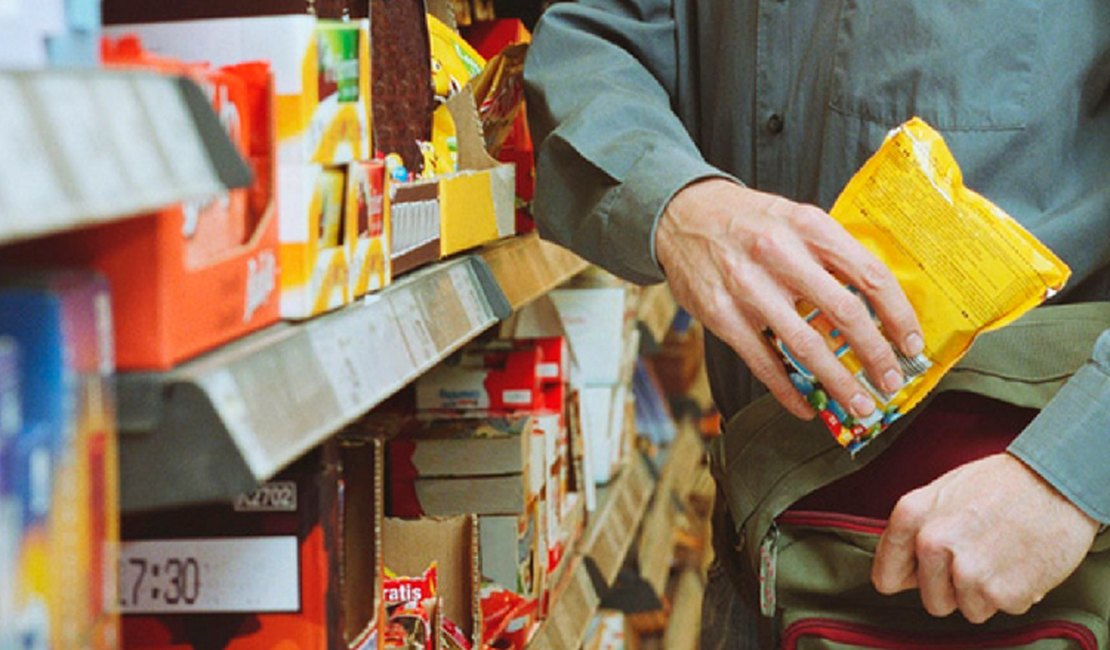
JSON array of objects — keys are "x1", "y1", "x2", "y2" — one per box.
[
  {"x1": 107, "y1": 15, "x2": 372, "y2": 166},
  {"x1": 5, "y1": 59, "x2": 280, "y2": 370},
  {"x1": 383, "y1": 515, "x2": 483, "y2": 648},
  {"x1": 279, "y1": 161, "x2": 352, "y2": 317},
  {"x1": 347, "y1": 159, "x2": 390, "y2": 298},
  {"x1": 461, "y1": 18, "x2": 536, "y2": 234},
  {"x1": 106, "y1": 15, "x2": 373, "y2": 318},
  {"x1": 121, "y1": 437, "x2": 384, "y2": 650},
  {"x1": 0, "y1": 271, "x2": 119, "y2": 650},
  {"x1": 416, "y1": 338, "x2": 566, "y2": 416},
  {"x1": 387, "y1": 85, "x2": 515, "y2": 276}
]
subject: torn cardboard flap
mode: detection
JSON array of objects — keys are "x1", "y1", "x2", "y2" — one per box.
[{"x1": 383, "y1": 515, "x2": 482, "y2": 647}]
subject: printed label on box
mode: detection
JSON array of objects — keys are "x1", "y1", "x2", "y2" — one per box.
[
  {"x1": 233, "y1": 481, "x2": 298, "y2": 512},
  {"x1": 119, "y1": 537, "x2": 300, "y2": 614}
]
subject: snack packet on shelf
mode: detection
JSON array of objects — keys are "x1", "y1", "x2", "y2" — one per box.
[
  {"x1": 384, "y1": 564, "x2": 438, "y2": 649},
  {"x1": 773, "y1": 117, "x2": 1070, "y2": 454}
]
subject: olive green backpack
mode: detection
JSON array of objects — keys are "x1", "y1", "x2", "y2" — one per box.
[{"x1": 708, "y1": 303, "x2": 1110, "y2": 649}]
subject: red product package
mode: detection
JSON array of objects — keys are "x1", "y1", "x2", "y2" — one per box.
[
  {"x1": 384, "y1": 564, "x2": 438, "y2": 650},
  {"x1": 480, "y1": 582, "x2": 539, "y2": 650}
]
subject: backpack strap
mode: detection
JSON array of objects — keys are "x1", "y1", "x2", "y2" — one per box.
[{"x1": 707, "y1": 302, "x2": 1110, "y2": 570}]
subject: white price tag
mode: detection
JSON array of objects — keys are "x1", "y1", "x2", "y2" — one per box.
[
  {"x1": 0, "y1": 77, "x2": 64, "y2": 223},
  {"x1": 308, "y1": 311, "x2": 378, "y2": 418},
  {"x1": 389, "y1": 289, "x2": 438, "y2": 366},
  {"x1": 119, "y1": 537, "x2": 300, "y2": 614},
  {"x1": 361, "y1": 298, "x2": 417, "y2": 395},
  {"x1": 448, "y1": 263, "x2": 495, "y2": 330},
  {"x1": 32, "y1": 75, "x2": 130, "y2": 207},
  {"x1": 134, "y1": 76, "x2": 216, "y2": 192}
]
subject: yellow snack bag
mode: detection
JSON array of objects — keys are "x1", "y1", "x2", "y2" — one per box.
[{"x1": 773, "y1": 117, "x2": 1070, "y2": 453}]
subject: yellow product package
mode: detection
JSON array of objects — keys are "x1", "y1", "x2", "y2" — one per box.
[{"x1": 773, "y1": 117, "x2": 1070, "y2": 453}]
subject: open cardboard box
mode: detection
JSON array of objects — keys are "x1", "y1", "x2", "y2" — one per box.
[
  {"x1": 387, "y1": 85, "x2": 515, "y2": 276},
  {"x1": 385, "y1": 0, "x2": 514, "y2": 277},
  {"x1": 383, "y1": 515, "x2": 483, "y2": 648}
]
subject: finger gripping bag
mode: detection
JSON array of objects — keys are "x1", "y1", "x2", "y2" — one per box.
[{"x1": 773, "y1": 118, "x2": 1071, "y2": 454}]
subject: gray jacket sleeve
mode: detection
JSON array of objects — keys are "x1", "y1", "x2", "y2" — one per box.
[
  {"x1": 1009, "y1": 329, "x2": 1110, "y2": 524},
  {"x1": 524, "y1": 0, "x2": 730, "y2": 285}
]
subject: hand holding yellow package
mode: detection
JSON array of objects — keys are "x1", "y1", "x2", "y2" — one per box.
[{"x1": 774, "y1": 117, "x2": 1070, "y2": 454}]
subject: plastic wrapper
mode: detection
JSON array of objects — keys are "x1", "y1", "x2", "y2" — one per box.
[{"x1": 774, "y1": 117, "x2": 1070, "y2": 453}]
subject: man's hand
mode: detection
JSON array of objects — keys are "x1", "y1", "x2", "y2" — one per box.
[
  {"x1": 872, "y1": 453, "x2": 1099, "y2": 623},
  {"x1": 656, "y1": 178, "x2": 923, "y2": 419}
]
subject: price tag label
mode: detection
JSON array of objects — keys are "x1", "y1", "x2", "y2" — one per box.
[
  {"x1": 448, "y1": 263, "x2": 495, "y2": 330},
  {"x1": 119, "y1": 537, "x2": 300, "y2": 614},
  {"x1": 389, "y1": 288, "x2": 437, "y2": 366},
  {"x1": 308, "y1": 311, "x2": 378, "y2": 419}
]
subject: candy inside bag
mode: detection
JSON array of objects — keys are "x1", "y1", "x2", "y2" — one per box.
[{"x1": 775, "y1": 117, "x2": 1070, "y2": 454}]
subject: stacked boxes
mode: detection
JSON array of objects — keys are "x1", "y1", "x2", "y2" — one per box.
[
  {"x1": 387, "y1": 415, "x2": 544, "y2": 602},
  {"x1": 0, "y1": 271, "x2": 119, "y2": 649},
  {"x1": 106, "y1": 14, "x2": 379, "y2": 319},
  {"x1": 121, "y1": 436, "x2": 384, "y2": 649},
  {"x1": 401, "y1": 336, "x2": 575, "y2": 613}
]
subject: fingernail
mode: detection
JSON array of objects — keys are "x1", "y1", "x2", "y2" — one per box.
[
  {"x1": 850, "y1": 393, "x2": 876, "y2": 418},
  {"x1": 905, "y1": 332, "x2": 925, "y2": 357},
  {"x1": 882, "y1": 368, "x2": 903, "y2": 394}
]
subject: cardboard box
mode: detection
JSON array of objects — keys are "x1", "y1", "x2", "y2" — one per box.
[
  {"x1": 416, "y1": 344, "x2": 543, "y2": 415},
  {"x1": 347, "y1": 159, "x2": 390, "y2": 298},
  {"x1": 279, "y1": 161, "x2": 352, "y2": 318},
  {"x1": 386, "y1": 85, "x2": 515, "y2": 277},
  {"x1": 121, "y1": 437, "x2": 384, "y2": 649},
  {"x1": 388, "y1": 414, "x2": 536, "y2": 477},
  {"x1": 387, "y1": 415, "x2": 547, "y2": 603},
  {"x1": 416, "y1": 338, "x2": 566, "y2": 416},
  {"x1": 383, "y1": 516, "x2": 482, "y2": 648},
  {"x1": 106, "y1": 15, "x2": 372, "y2": 166},
  {"x1": 0, "y1": 272, "x2": 119, "y2": 650},
  {"x1": 106, "y1": 15, "x2": 373, "y2": 319}
]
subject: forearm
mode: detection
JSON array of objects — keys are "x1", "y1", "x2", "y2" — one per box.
[{"x1": 524, "y1": 0, "x2": 728, "y2": 284}]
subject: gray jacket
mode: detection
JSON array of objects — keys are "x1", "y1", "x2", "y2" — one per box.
[{"x1": 524, "y1": 0, "x2": 1110, "y2": 522}]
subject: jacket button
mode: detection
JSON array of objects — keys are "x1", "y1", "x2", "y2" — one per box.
[{"x1": 767, "y1": 113, "x2": 785, "y2": 134}]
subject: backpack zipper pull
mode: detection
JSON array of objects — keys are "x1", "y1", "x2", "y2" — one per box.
[{"x1": 759, "y1": 523, "x2": 780, "y2": 617}]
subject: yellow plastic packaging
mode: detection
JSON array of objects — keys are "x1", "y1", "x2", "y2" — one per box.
[{"x1": 775, "y1": 117, "x2": 1071, "y2": 453}]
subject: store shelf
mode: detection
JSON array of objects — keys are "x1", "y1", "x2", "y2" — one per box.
[
  {"x1": 0, "y1": 69, "x2": 251, "y2": 246},
  {"x1": 580, "y1": 454, "x2": 657, "y2": 589},
  {"x1": 118, "y1": 255, "x2": 499, "y2": 511},
  {"x1": 636, "y1": 420, "x2": 706, "y2": 599},
  {"x1": 527, "y1": 559, "x2": 600, "y2": 650},
  {"x1": 477, "y1": 231, "x2": 589, "y2": 311}
]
